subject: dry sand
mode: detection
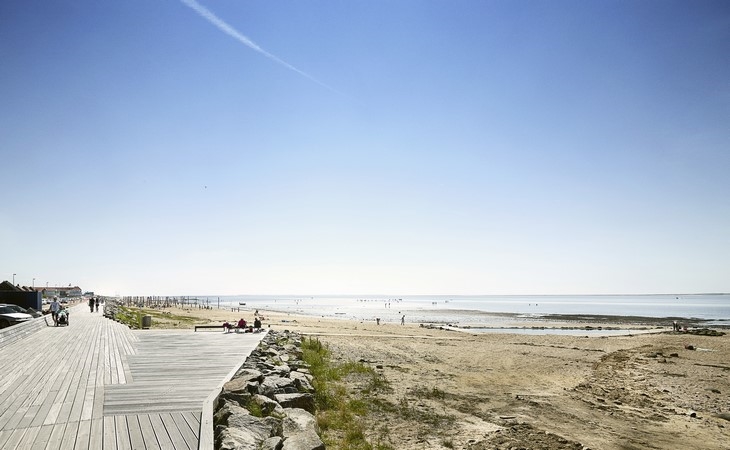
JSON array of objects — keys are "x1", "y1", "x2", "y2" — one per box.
[{"x1": 153, "y1": 305, "x2": 730, "y2": 449}]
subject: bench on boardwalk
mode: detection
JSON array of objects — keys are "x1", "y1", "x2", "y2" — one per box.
[
  {"x1": 194, "y1": 325, "x2": 224, "y2": 332},
  {"x1": 194, "y1": 324, "x2": 259, "y2": 333}
]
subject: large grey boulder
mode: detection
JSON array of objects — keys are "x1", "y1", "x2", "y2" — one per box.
[
  {"x1": 217, "y1": 427, "x2": 266, "y2": 450},
  {"x1": 214, "y1": 401, "x2": 248, "y2": 428},
  {"x1": 233, "y1": 368, "x2": 264, "y2": 384},
  {"x1": 281, "y1": 408, "x2": 318, "y2": 437},
  {"x1": 283, "y1": 343, "x2": 302, "y2": 355},
  {"x1": 259, "y1": 376, "x2": 296, "y2": 398},
  {"x1": 276, "y1": 393, "x2": 315, "y2": 414},
  {"x1": 289, "y1": 371, "x2": 314, "y2": 393},
  {"x1": 252, "y1": 394, "x2": 285, "y2": 417},
  {"x1": 219, "y1": 389, "x2": 252, "y2": 408},
  {"x1": 269, "y1": 364, "x2": 292, "y2": 376},
  {"x1": 281, "y1": 430, "x2": 325, "y2": 450},
  {"x1": 224, "y1": 369, "x2": 264, "y2": 399},
  {"x1": 261, "y1": 436, "x2": 284, "y2": 450},
  {"x1": 215, "y1": 402, "x2": 281, "y2": 450}
]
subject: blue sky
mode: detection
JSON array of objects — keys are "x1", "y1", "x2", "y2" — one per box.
[{"x1": 2, "y1": 0, "x2": 728, "y2": 296}]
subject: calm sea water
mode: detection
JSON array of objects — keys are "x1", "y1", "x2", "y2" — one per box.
[{"x1": 200, "y1": 294, "x2": 730, "y2": 327}]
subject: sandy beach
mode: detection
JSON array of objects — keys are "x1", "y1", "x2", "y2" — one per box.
[{"x1": 148, "y1": 305, "x2": 729, "y2": 449}]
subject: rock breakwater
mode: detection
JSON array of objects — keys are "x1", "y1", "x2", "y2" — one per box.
[{"x1": 214, "y1": 330, "x2": 324, "y2": 450}]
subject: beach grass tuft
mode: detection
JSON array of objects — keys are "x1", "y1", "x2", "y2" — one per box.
[
  {"x1": 114, "y1": 306, "x2": 144, "y2": 329},
  {"x1": 111, "y1": 306, "x2": 204, "y2": 329},
  {"x1": 412, "y1": 386, "x2": 447, "y2": 400},
  {"x1": 301, "y1": 337, "x2": 394, "y2": 450}
]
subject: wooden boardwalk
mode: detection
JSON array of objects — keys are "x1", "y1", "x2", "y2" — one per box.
[{"x1": 0, "y1": 304, "x2": 265, "y2": 449}]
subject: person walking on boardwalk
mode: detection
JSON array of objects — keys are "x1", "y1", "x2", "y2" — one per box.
[
  {"x1": 95, "y1": 297, "x2": 100, "y2": 312},
  {"x1": 88, "y1": 297, "x2": 95, "y2": 313},
  {"x1": 49, "y1": 297, "x2": 61, "y2": 325}
]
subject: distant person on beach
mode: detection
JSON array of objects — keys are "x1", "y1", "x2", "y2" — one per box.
[
  {"x1": 88, "y1": 297, "x2": 95, "y2": 313},
  {"x1": 401, "y1": 315, "x2": 405, "y2": 325},
  {"x1": 50, "y1": 297, "x2": 61, "y2": 325},
  {"x1": 376, "y1": 318, "x2": 380, "y2": 325}
]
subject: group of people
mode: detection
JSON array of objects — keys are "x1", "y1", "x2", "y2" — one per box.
[
  {"x1": 48, "y1": 296, "x2": 102, "y2": 326},
  {"x1": 223, "y1": 316, "x2": 263, "y2": 333}
]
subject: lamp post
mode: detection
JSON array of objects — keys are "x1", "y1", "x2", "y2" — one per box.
[{"x1": 13, "y1": 273, "x2": 16, "y2": 285}]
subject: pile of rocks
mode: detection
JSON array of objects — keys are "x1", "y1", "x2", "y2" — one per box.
[{"x1": 214, "y1": 331, "x2": 324, "y2": 450}]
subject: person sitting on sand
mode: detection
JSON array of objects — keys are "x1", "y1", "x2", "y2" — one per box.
[
  {"x1": 237, "y1": 318, "x2": 246, "y2": 329},
  {"x1": 223, "y1": 321, "x2": 233, "y2": 333},
  {"x1": 253, "y1": 318, "x2": 261, "y2": 330}
]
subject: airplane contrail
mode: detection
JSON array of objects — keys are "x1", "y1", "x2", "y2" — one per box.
[{"x1": 179, "y1": 0, "x2": 340, "y2": 94}]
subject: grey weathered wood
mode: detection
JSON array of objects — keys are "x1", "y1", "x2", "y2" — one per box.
[
  {"x1": 59, "y1": 420, "x2": 79, "y2": 450},
  {"x1": 29, "y1": 423, "x2": 54, "y2": 450},
  {"x1": 74, "y1": 419, "x2": 92, "y2": 450},
  {"x1": 44, "y1": 422, "x2": 67, "y2": 450},
  {"x1": 137, "y1": 414, "x2": 162, "y2": 450},
  {"x1": 172, "y1": 411, "x2": 199, "y2": 447},
  {"x1": 4, "y1": 428, "x2": 29, "y2": 449},
  {"x1": 148, "y1": 413, "x2": 176, "y2": 450},
  {"x1": 102, "y1": 416, "x2": 116, "y2": 450},
  {"x1": 88, "y1": 418, "x2": 103, "y2": 450},
  {"x1": 0, "y1": 303, "x2": 265, "y2": 449},
  {"x1": 160, "y1": 412, "x2": 191, "y2": 450},
  {"x1": 126, "y1": 414, "x2": 146, "y2": 450},
  {"x1": 14, "y1": 424, "x2": 39, "y2": 450},
  {"x1": 114, "y1": 415, "x2": 131, "y2": 450}
]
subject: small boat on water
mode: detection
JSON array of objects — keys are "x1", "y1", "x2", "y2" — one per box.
[{"x1": 239, "y1": 302, "x2": 246, "y2": 306}]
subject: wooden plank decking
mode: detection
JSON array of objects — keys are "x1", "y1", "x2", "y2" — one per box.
[{"x1": 0, "y1": 304, "x2": 265, "y2": 449}]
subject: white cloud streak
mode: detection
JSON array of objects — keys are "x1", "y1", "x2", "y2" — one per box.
[{"x1": 179, "y1": 0, "x2": 340, "y2": 94}]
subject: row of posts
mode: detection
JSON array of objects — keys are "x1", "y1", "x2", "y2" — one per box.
[{"x1": 114, "y1": 296, "x2": 227, "y2": 309}]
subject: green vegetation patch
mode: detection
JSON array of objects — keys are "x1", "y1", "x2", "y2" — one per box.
[
  {"x1": 301, "y1": 337, "x2": 394, "y2": 450},
  {"x1": 113, "y1": 306, "x2": 202, "y2": 329},
  {"x1": 115, "y1": 306, "x2": 144, "y2": 329}
]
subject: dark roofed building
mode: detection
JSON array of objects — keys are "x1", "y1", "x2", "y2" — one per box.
[
  {"x1": 0, "y1": 281, "x2": 21, "y2": 291},
  {"x1": 0, "y1": 280, "x2": 42, "y2": 310}
]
